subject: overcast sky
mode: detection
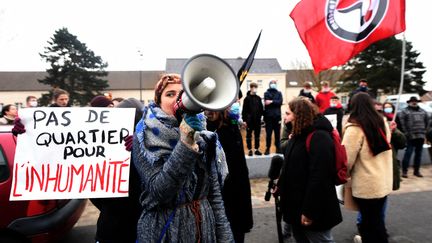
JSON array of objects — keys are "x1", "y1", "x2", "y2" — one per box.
[{"x1": 0, "y1": 0, "x2": 430, "y2": 89}]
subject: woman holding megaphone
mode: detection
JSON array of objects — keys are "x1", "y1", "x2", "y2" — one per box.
[{"x1": 132, "y1": 73, "x2": 234, "y2": 243}]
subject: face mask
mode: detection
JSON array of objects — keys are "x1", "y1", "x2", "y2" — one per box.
[
  {"x1": 330, "y1": 103, "x2": 337, "y2": 107},
  {"x1": 269, "y1": 83, "x2": 277, "y2": 89},
  {"x1": 359, "y1": 86, "x2": 367, "y2": 92},
  {"x1": 384, "y1": 107, "x2": 393, "y2": 114},
  {"x1": 322, "y1": 87, "x2": 330, "y2": 92},
  {"x1": 303, "y1": 89, "x2": 311, "y2": 94},
  {"x1": 228, "y1": 102, "x2": 240, "y2": 122},
  {"x1": 29, "y1": 101, "x2": 38, "y2": 107}
]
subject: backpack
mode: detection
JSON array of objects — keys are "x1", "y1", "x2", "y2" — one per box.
[{"x1": 306, "y1": 129, "x2": 348, "y2": 185}]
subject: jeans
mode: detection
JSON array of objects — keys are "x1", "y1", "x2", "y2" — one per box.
[
  {"x1": 291, "y1": 224, "x2": 335, "y2": 243},
  {"x1": 354, "y1": 196, "x2": 388, "y2": 243},
  {"x1": 356, "y1": 197, "x2": 388, "y2": 225},
  {"x1": 402, "y1": 138, "x2": 424, "y2": 173}
]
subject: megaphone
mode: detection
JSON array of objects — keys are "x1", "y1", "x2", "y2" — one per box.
[{"x1": 176, "y1": 54, "x2": 239, "y2": 114}]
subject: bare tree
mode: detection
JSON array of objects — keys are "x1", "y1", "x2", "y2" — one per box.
[{"x1": 289, "y1": 60, "x2": 345, "y2": 91}]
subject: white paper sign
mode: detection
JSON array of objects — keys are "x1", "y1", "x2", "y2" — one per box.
[
  {"x1": 324, "y1": 114, "x2": 337, "y2": 129},
  {"x1": 10, "y1": 107, "x2": 135, "y2": 201}
]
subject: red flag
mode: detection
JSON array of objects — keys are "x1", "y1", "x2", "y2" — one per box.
[{"x1": 290, "y1": 0, "x2": 406, "y2": 73}]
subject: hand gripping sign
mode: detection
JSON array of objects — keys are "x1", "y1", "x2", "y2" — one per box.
[{"x1": 10, "y1": 107, "x2": 135, "y2": 201}]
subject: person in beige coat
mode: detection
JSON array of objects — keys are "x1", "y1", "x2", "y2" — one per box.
[{"x1": 342, "y1": 93, "x2": 393, "y2": 243}]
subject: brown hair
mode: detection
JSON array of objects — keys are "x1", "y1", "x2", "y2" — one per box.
[
  {"x1": 288, "y1": 97, "x2": 318, "y2": 136},
  {"x1": 154, "y1": 73, "x2": 181, "y2": 105},
  {"x1": 26, "y1": 95, "x2": 37, "y2": 102},
  {"x1": 52, "y1": 88, "x2": 69, "y2": 100}
]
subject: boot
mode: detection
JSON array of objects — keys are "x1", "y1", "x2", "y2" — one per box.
[
  {"x1": 248, "y1": 150, "x2": 253, "y2": 156},
  {"x1": 414, "y1": 171, "x2": 424, "y2": 177}
]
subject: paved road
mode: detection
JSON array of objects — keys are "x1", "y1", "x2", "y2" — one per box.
[
  {"x1": 64, "y1": 164, "x2": 432, "y2": 243},
  {"x1": 245, "y1": 191, "x2": 432, "y2": 243}
]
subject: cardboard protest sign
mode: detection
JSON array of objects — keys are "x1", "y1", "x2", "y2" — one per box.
[
  {"x1": 10, "y1": 107, "x2": 135, "y2": 201},
  {"x1": 324, "y1": 114, "x2": 337, "y2": 129}
]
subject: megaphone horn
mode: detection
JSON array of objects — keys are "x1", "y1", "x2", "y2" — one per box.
[{"x1": 177, "y1": 54, "x2": 239, "y2": 113}]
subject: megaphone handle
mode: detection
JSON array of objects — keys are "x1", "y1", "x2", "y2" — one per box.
[{"x1": 173, "y1": 90, "x2": 186, "y2": 122}]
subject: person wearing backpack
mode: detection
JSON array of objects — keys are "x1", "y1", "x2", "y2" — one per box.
[
  {"x1": 342, "y1": 93, "x2": 393, "y2": 243},
  {"x1": 278, "y1": 97, "x2": 342, "y2": 243}
]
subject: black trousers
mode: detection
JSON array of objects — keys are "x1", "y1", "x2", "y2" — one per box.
[
  {"x1": 354, "y1": 196, "x2": 388, "y2": 243},
  {"x1": 265, "y1": 117, "x2": 281, "y2": 151},
  {"x1": 246, "y1": 124, "x2": 261, "y2": 150}
]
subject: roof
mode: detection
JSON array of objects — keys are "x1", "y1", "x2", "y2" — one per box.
[
  {"x1": 0, "y1": 71, "x2": 164, "y2": 91},
  {"x1": 166, "y1": 58, "x2": 282, "y2": 74}
]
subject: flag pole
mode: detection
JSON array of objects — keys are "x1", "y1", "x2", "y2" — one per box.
[{"x1": 393, "y1": 33, "x2": 406, "y2": 121}]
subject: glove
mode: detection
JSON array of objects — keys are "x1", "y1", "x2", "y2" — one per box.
[
  {"x1": 12, "y1": 117, "x2": 26, "y2": 136},
  {"x1": 227, "y1": 102, "x2": 240, "y2": 123},
  {"x1": 124, "y1": 135, "x2": 133, "y2": 151},
  {"x1": 179, "y1": 113, "x2": 206, "y2": 148},
  {"x1": 184, "y1": 113, "x2": 206, "y2": 132}
]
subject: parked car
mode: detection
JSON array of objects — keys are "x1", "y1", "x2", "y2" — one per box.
[{"x1": 0, "y1": 125, "x2": 87, "y2": 243}]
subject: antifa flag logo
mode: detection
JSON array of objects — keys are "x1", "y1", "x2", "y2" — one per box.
[{"x1": 326, "y1": 0, "x2": 389, "y2": 43}]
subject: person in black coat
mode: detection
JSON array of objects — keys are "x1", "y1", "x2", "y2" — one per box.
[
  {"x1": 264, "y1": 79, "x2": 283, "y2": 154},
  {"x1": 206, "y1": 105, "x2": 254, "y2": 243},
  {"x1": 278, "y1": 97, "x2": 342, "y2": 242},
  {"x1": 298, "y1": 81, "x2": 315, "y2": 103},
  {"x1": 90, "y1": 97, "x2": 143, "y2": 243},
  {"x1": 242, "y1": 82, "x2": 264, "y2": 156},
  {"x1": 323, "y1": 95, "x2": 344, "y2": 137}
]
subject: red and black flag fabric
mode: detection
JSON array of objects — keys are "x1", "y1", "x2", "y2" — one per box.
[{"x1": 290, "y1": 0, "x2": 406, "y2": 73}]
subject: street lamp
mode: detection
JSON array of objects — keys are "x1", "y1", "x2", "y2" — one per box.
[{"x1": 138, "y1": 50, "x2": 144, "y2": 102}]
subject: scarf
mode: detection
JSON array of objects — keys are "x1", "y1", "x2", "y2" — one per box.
[
  {"x1": 133, "y1": 102, "x2": 228, "y2": 184},
  {"x1": 134, "y1": 102, "x2": 180, "y2": 165}
]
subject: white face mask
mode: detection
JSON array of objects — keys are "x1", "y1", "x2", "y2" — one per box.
[
  {"x1": 29, "y1": 101, "x2": 38, "y2": 107},
  {"x1": 270, "y1": 83, "x2": 277, "y2": 89}
]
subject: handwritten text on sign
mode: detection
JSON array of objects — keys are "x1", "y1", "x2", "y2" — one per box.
[{"x1": 10, "y1": 107, "x2": 135, "y2": 201}]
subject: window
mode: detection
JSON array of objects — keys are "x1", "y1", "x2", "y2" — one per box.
[
  {"x1": 0, "y1": 146, "x2": 10, "y2": 182},
  {"x1": 257, "y1": 80, "x2": 263, "y2": 87},
  {"x1": 246, "y1": 80, "x2": 252, "y2": 90}
]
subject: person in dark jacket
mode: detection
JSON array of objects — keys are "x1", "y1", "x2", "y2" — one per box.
[
  {"x1": 399, "y1": 96, "x2": 429, "y2": 178},
  {"x1": 323, "y1": 96, "x2": 344, "y2": 136},
  {"x1": 278, "y1": 97, "x2": 342, "y2": 242},
  {"x1": 206, "y1": 105, "x2": 254, "y2": 243},
  {"x1": 264, "y1": 79, "x2": 283, "y2": 155},
  {"x1": 242, "y1": 82, "x2": 264, "y2": 156},
  {"x1": 347, "y1": 79, "x2": 375, "y2": 111},
  {"x1": 298, "y1": 82, "x2": 315, "y2": 103},
  {"x1": 90, "y1": 96, "x2": 144, "y2": 243}
]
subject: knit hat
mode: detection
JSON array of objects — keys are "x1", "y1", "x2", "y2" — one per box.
[{"x1": 90, "y1": 95, "x2": 113, "y2": 107}]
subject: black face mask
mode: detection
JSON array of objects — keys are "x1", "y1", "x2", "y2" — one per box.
[
  {"x1": 206, "y1": 120, "x2": 219, "y2": 132},
  {"x1": 359, "y1": 86, "x2": 367, "y2": 92}
]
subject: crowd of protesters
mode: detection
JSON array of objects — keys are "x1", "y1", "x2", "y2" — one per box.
[{"x1": 3, "y1": 76, "x2": 432, "y2": 243}]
